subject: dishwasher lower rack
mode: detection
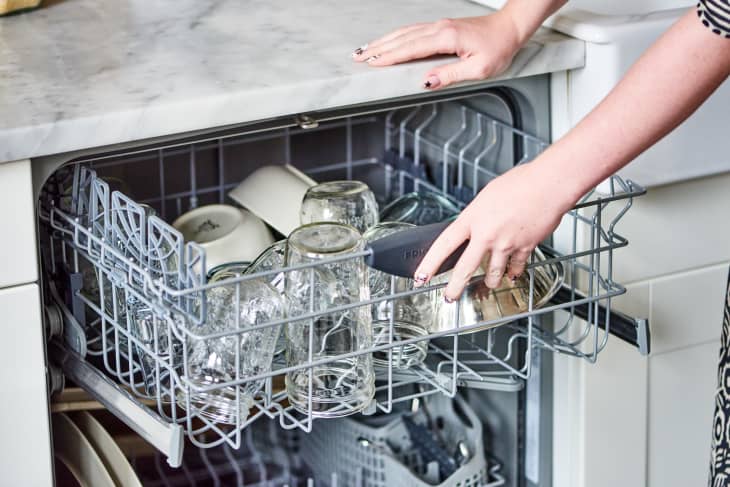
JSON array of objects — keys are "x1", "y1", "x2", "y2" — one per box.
[
  {"x1": 126, "y1": 410, "x2": 506, "y2": 487},
  {"x1": 39, "y1": 98, "x2": 646, "y2": 464}
]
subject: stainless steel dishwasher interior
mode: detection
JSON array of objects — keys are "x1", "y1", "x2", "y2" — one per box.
[{"x1": 37, "y1": 89, "x2": 645, "y2": 485}]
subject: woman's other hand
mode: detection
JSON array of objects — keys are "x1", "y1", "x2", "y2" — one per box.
[
  {"x1": 413, "y1": 161, "x2": 579, "y2": 301},
  {"x1": 352, "y1": 12, "x2": 522, "y2": 90},
  {"x1": 352, "y1": 0, "x2": 568, "y2": 89}
]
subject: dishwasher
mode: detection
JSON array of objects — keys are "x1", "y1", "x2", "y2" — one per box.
[{"x1": 35, "y1": 81, "x2": 648, "y2": 487}]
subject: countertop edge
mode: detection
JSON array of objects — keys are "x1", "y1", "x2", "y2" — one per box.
[{"x1": 2, "y1": 37, "x2": 584, "y2": 163}]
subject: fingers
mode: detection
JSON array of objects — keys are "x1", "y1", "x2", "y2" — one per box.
[
  {"x1": 364, "y1": 34, "x2": 445, "y2": 68},
  {"x1": 413, "y1": 221, "x2": 469, "y2": 287},
  {"x1": 483, "y1": 248, "x2": 511, "y2": 289},
  {"x1": 362, "y1": 22, "x2": 431, "y2": 52},
  {"x1": 443, "y1": 240, "x2": 488, "y2": 301},
  {"x1": 506, "y1": 249, "x2": 532, "y2": 280},
  {"x1": 424, "y1": 56, "x2": 493, "y2": 89}
]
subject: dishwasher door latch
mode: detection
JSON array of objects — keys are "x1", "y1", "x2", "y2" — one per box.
[{"x1": 295, "y1": 114, "x2": 319, "y2": 129}]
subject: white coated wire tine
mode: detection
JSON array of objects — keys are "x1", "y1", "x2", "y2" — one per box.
[
  {"x1": 442, "y1": 106, "x2": 469, "y2": 192},
  {"x1": 414, "y1": 104, "x2": 438, "y2": 167},
  {"x1": 384, "y1": 109, "x2": 398, "y2": 152},
  {"x1": 457, "y1": 112, "x2": 484, "y2": 189},
  {"x1": 398, "y1": 106, "x2": 422, "y2": 158},
  {"x1": 471, "y1": 120, "x2": 499, "y2": 195}
]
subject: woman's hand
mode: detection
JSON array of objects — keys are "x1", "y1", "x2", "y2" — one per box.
[
  {"x1": 413, "y1": 161, "x2": 580, "y2": 301},
  {"x1": 352, "y1": 11, "x2": 524, "y2": 90}
]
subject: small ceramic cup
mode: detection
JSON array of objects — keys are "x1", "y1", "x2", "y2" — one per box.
[{"x1": 228, "y1": 164, "x2": 317, "y2": 236}]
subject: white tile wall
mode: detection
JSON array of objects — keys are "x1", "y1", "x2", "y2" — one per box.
[{"x1": 647, "y1": 341, "x2": 719, "y2": 487}]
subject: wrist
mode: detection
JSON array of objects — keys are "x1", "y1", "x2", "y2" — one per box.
[
  {"x1": 500, "y1": 0, "x2": 567, "y2": 45},
  {"x1": 529, "y1": 150, "x2": 591, "y2": 213}
]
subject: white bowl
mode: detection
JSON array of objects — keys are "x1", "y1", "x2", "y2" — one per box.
[
  {"x1": 228, "y1": 164, "x2": 316, "y2": 236},
  {"x1": 172, "y1": 204, "x2": 274, "y2": 274}
]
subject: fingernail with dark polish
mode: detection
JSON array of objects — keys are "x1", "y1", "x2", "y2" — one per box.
[
  {"x1": 352, "y1": 44, "x2": 368, "y2": 57},
  {"x1": 423, "y1": 75, "x2": 441, "y2": 89},
  {"x1": 366, "y1": 54, "x2": 380, "y2": 63},
  {"x1": 444, "y1": 296, "x2": 455, "y2": 304}
]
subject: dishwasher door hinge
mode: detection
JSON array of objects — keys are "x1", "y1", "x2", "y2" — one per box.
[{"x1": 295, "y1": 114, "x2": 319, "y2": 129}]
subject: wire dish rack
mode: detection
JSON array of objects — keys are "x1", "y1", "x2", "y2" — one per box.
[
  {"x1": 127, "y1": 410, "x2": 506, "y2": 487},
  {"x1": 39, "y1": 96, "x2": 646, "y2": 467}
]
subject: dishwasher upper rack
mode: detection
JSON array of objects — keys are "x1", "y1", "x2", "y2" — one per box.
[{"x1": 39, "y1": 100, "x2": 645, "y2": 455}]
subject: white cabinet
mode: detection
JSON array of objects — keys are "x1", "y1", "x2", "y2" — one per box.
[
  {"x1": 555, "y1": 174, "x2": 730, "y2": 487},
  {"x1": 0, "y1": 284, "x2": 52, "y2": 487},
  {"x1": 0, "y1": 160, "x2": 38, "y2": 288}
]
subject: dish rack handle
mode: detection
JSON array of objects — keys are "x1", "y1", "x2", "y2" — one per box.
[{"x1": 47, "y1": 341, "x2": 184, "y2": 467}]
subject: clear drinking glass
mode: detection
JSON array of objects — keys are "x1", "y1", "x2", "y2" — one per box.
[
  {"x1": 207, "y1": 261, "x2": 251, "y2": 282},
  {"x1": 179, "y1": 277, "x2": 285, "y2": 425},
  {"x1": 244, "y1": 240, "x2": 288, "y2": 358},
  {"x1": 300, "y1": 181, "x2": 379, "y2": 234},
  {"x1": 363, "y1": 222, "x2": 434, "y2": 369},
  {"x1": 244, "y1": 240, "x2": 288, "y2": 293},
  {"x1": 379, "y1": 191, "x2": 460, "y2": 226},
  {"x1": 125, "y1": 297, "x2": 180, "y2": 400},
  {"x1": 285, "y1": 222, "x2": 375, "y2": 418}
]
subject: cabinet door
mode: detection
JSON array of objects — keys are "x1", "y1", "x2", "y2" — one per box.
[
  {"x1": 0, "y1": 160, "x2": 38, "y2": 287},
  {"x1": 0, "y1": 284, "x2": 53, "y2": 487}
]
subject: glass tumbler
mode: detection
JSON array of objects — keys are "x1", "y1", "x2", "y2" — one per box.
[
  {"x1": 300, "y1": 181, "x2": 379, "y2": 234},
  {"x1": 285, "y1": 222, "x2": 375, "y2": 418},
  {"x1": 363, "y1": 222, "x2": 434, "y2": 369},
  {"x1": 125, "y1": 297, "x2": 182, "y2": 400},
  {"x1": 244, "y1": 240, "x2": 288, "y2": 359},
  {"x1": 179, "y1": 277, "x2": 285, "y2": 425}
]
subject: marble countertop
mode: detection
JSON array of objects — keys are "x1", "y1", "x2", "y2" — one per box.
[{"x1": 0, "y1": 0, "x2": 584, "y2": 162}]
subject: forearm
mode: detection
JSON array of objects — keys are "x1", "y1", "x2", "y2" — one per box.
[
  {"x1": 501, "y1": 0, "x2": 568, "y2": 44},
  {"x1": 537, "y1": 10, "x2": 730, "y2": 204}
]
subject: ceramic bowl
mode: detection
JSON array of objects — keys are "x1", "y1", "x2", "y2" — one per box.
[{"x1": 172, "y1": 204, "x2": 274, "y2": 274}]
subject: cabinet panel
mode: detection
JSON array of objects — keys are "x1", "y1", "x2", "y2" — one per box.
[
  {"x1": 0, "y1": 160, "x2": 38, "y2": 287},
  {"x1": 648, "y1": 341, "x2": 718, "y2": 487},
  {"x1": 0, "y1": 284, "x2": 52, "y2": 487},
  {"x1": 603, "y1": 173, "x2": 730, "y2": 284},
  {"x1": 650, "y1": 265, "x2": 726, "y2": 355}
]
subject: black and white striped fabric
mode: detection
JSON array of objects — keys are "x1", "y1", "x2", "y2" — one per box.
[
  {"x1": 697, "y1": 3, "x2": 730, "y2": 484},
  {"x1": 698, "y1": 0, "x2": 730, "y2": 38},
  {"x1": 710, "y1": 269, "x2": 730, "y2": 486}
]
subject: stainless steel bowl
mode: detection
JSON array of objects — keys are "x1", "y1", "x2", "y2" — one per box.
[{"x1": 431, "y1": 247, "x2": 564, "y2": 334}]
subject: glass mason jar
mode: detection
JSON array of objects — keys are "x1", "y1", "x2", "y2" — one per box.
[
  {"x1": 300, "y1": 181, "x2": 379, "y2": 234},
  {"x1": 178, "y1": 277, "x2": 285, "y2": 425},
  {"x1": 363, "y1": 222, "x2": 434, "y2": 369},
  {"x1": 285, "y1": 222, "x2": 375, "y2": 418}
]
